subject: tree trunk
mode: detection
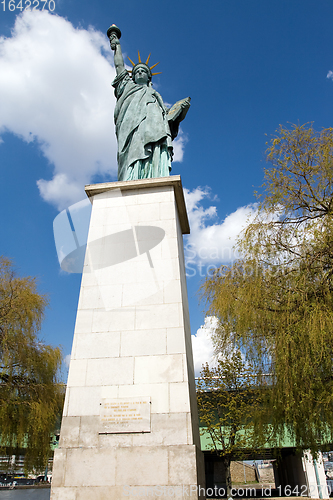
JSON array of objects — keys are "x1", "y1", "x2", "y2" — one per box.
[{"x1": 223, "y1": 457, "x2": 232, "y2": 498}]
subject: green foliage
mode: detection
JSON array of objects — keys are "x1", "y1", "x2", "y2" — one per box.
[
  {"x1": 0, "y1": 256, "x2": 63, "y2": 473},
  {"x1": 197, "y1": 351, "x2": 271, "y2": 496},
  {"x1": 201, "y1": 124, "x2": 333, "y2": 452},
  {"x1": 197, "y1": 352, "x2": 270, "y2": 453}
]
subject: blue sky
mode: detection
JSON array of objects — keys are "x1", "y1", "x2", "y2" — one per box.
[{"x1": 1, "y1": 0, "x2": 333, "y2": 378}]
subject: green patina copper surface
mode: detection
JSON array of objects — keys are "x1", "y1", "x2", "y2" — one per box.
[{"x1": 107, "y1": 25, "x2": 190, "y2": 181}]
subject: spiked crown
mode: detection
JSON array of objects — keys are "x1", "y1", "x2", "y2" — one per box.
[{"x1": 128, "y1": 51, "x2": 162, "y2": 82}]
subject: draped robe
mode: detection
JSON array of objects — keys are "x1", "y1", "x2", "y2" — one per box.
[{"x1": 112, "y1": 70, "x2": 172, "y2": 181}]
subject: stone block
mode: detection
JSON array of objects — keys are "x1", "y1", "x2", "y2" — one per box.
[
  {"x1": 98, "y1": 190, "x2": 129, "y2": 208},
  {"x1": 74, "y1": 309, "x2": 93, "y2": 334},
  {"x1": 135, "y1": 303, "x2": 181, "y2": 330},
  {"x1": 157, "y1": 219, "x2": 177, "y2": 238},
  {"x1": 168, "y1": 445, "x2": 199, "y2": 485},
  {"x1": 50, "y1": 486, "x2": 77, "y2": 500},
  {"x1": 131, "y1": 413, "x2": 188, "y2": 447},
  {"x1": 127, "y1": 203, "x2": 160, "y2": 223},
  {"x1": 78, "y1": 416, "x2": 100, "y2": 448},
  {"x1": 169, "y1": 382, "x2": 191, "y2": 413},
  {"x1": 135, "y1": 256, "x2": 178, "y2": 284},
  {"x1": 78, "y1": 269, "x2": 98, "y2": 287},
  {"x1": 121, "y1": 283, "x2": 164, "y2": 308},
  {"x1": 134, "y1": 224, "x2": 165, "y2": 243},
  {"x1": 92, "y1": 308, "x2": 135, "y2": 332},
  {"x1": 167, "y1": 327, "x2": 186, "y2": 354},
  {"x1": 118, "y1": 190, "x2": 139, "y2": 205},
  {"x1": 120, "y1": 329, "x2": 166, "y2": 357},
  {"x1": 89, "y1": 206, "x2": 107, "y2": 227},
  {"x1": 78, "y1": 285, "x2": 103, "y2": 310},
  {"x1": 86, "y1": 225, "x2": 105, "y2": 242},
  {"x1": 64, "y1": 448, "x2": 117, "y2": 487},
  {"x1": 136, "y1": 186, "x2": 172, "y2": 204},
  {"x1": 66, "y1": 386, "x2": 101, "y2": 417},
  {"x1": 98, "y1": 433, "x2": 133, "y2": 448},
  {"x1": 62, "y1": 388, "x2": 69, "y2": 416},
  {"x1": 76, "y1": 486, "x2": 128, "y2": 500},
  {"x1": 92, "y1": 262, "x2": 136, "y2": 286},
  {"x1": 161, "y1": 237, "x2": 179, "y2": 260},
  {"x1": 99, "y1": 284, "x2": 123, "y2": 309},
  {"x1": 66, "y1": 359, "x2": 87, "y2": 387},
  {"x1": 134, "y1": 354, "x2": 184, "y2": 384},
  {"x1": 163, "y1": 279, "x2": 182, "y2": 303},
  {"x1": 104, "y1": 206, "x2": 132, "y2": 225},
  {"x1": 86, "y1": 356, "x2": 134, "y2": 386},
  {"x1": 118, "y1": 382, "x2": 169, "y2": 413},
  {"x1": 51, "y1": 448, "x2": 67, "y2": 487},
  {"x1": 59, "y1": 417, "x2": 80, "y2": 448},
  {"x1": 116, "y1": 446, "x2": 168, "y2": 485},
  {"x1": 73, "y1": 331, "x2": 120, "y2": 360},
  {"x1": 100, "y1": 385, "x2": 119, "y2": 399},
  {"x1": 160, "y1": 200, "x2": 176, "y2": 220}
]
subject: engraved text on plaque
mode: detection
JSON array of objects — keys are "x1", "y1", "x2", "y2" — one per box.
[{"x1": 99, "y1": 397, "x2": 151, "y2": 434}]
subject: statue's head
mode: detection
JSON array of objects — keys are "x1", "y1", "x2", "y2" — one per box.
[
  {"x1": 128, "y1": 52, "x2": 161, "y2": 84},
  {"x1": 132, "y1": 63, "x2": 152, "y2": 85}
]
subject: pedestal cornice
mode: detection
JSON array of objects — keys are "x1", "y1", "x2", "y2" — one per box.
[{"x1": 85, "y1": 176, "x2": 190, "y2": 235}]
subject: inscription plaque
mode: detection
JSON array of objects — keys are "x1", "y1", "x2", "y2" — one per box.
[{"x1": 99, "y1": 397, "x2": 151, "y2": 434}]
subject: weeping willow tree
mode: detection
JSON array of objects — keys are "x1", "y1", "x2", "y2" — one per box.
[
  {"x1": 0, "y1": 257, "x2": 63, "y2": 473},
  {"x1": 201, "y1": 124, "x2": 333, "y2": 452}
]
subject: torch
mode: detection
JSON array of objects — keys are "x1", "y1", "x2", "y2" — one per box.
[{"x1": 107, "y1": 24, "x2": 122, "y2": 42}]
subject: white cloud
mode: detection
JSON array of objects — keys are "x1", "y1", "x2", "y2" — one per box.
[
  {"x1": 64, "y1": 354, "x2": 71, "y2": 367},
  {"x1": 0, "y1": 11, "x2": 116, "y2": 210},
  {"x1": 327, "y1": 70, "x2": 333, "y2": 80},
  {"x1": 0, "y1": 12, "x2": 189, "y2": 210},
  {"x1": 38, "y1": 173, "x2": 84, "y2": 210},
  {"x1": 191, "y1": 316, "x2": 219, "y2": 376},
  {"x1": 192, "y1": 316, "x2": 248, "y2": 378},
  {"x1": 184, "y1": 187, "x2": 258, "y2": 266},
  {"x1": 172, "y1": 129, "x2": 187, "y2": 163}
]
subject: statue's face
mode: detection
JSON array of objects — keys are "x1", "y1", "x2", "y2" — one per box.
[{"x1": 134, "y1": 66, "x2": 149, "y2": 85}]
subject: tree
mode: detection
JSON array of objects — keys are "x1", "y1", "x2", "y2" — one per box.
[
  {"x1": 201, "y1": 124, "x2": 333, "y2": 452},
  {"x1": 197, "y1": 351, "x2": 271, "y2": 498},
  {"x1": 0, "y1": 256, "x2": 63, "y2": 473}
]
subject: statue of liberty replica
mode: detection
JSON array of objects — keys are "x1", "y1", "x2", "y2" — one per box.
[
  {"x1": 50, "y1": 25, "x2": 204, "y2": 500},
  {"x1": 107, "y1": 25, "x2": 191, "y2": 181}
]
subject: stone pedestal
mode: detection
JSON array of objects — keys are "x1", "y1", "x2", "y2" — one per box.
[{"x1": 51, "y1": 176, "x2": 205, "y2": 500}]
